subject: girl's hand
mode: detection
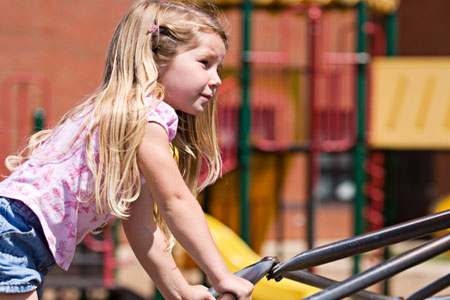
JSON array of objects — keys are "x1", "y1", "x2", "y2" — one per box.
[
  {"x1": 214, "y1": 273, "x2": 254, "y2": 300},
  {"x1": 181, "y1": 285, "x2": 216, "y2": 300},
  {"x1": 218, "y1": 293, "x2": 238, "y2": 300}
]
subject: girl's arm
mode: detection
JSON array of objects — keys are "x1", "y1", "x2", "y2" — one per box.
[
  {"x1": 135, "y1": 122, "x2": 253, "y2": 299},
  {"x1": 123, "y1": 186, "x2": 213, "y2": 299}
]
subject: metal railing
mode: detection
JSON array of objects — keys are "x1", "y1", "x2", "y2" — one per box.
[{"x1": 211, "y1": 209, "x2": 450, "y2": 300}]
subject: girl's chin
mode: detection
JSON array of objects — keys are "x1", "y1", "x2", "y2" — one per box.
[
  {"x1": 192, "y1": 109, "x2": 205, "y2": 116},
  {"x1": 181, "y1": 108, "x2": 205, "y2": 116}
]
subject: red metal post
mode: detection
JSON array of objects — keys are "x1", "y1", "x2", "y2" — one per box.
[{"x1": 306, "y1": 4, "x2": 322, "y2": 250}]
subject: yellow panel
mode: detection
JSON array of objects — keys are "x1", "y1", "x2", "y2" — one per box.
[{"x1": 369, "y1": 57, "x2": 450, "y2": 149}]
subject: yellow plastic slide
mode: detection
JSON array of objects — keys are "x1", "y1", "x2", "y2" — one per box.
[{"x1": 205, "y1": 214, "x2": 319, "y2": 300}]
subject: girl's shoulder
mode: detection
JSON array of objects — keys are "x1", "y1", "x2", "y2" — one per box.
[{"x1": 145, "y1": 98, "x2": 178, "y2": 141}]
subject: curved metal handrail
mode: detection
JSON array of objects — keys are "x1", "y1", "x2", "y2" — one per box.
[{"x1": 213, "y1": 210, "x2": 450, "y2": 300}]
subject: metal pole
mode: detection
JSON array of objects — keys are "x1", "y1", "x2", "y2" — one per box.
[
  {"x1": 155, "y1": 288, "x2": 164, "y2": 300},
  {"x1": 270, "y1": 209, "x2": 450, "y2": 275},
  {"x1": 239, "y1": 0, "x2": 253, "y2": 244},
  {"x1": 406, "y1": 273, "x2": 450, "y2": 300},
  {"x1": 306, "y1": 4, "x2": 321, "y2": 251},
  {"x1": 33, "y1": 108, "x2": 45, "y2": 132},
  {"x1": 281, "y1": 270, "x2": 400, "y2": 300},
  {"x1": 386, "y1": 11, "x2": 398, "y2": 57},
  {"x1": 303, "y1": 233, "x2": 450, "y2": 300},
  {"x1": 209, "y1": 257, "x2": 278, "y2": 298},
  {"x1": 383, "y1": 9, "x2": 398, "y2": 295},
  {"x1": 353, "y1": 1, "x2": 369, "y2": 274}
]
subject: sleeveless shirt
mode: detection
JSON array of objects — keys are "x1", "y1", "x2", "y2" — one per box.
[{"x1": 0, "y1": 99, "x2": 178, "y2": 270}]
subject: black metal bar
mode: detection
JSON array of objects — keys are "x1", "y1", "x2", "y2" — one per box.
[
  {"x1": 423, "y1": 296, "x2": 450, "y2": 300},
  {"x1": 281, "y1": 270, "x2": 401, "y2": 300},
  {"x1": 301, "y1": 233, "x2": 450, "y2": 300},
  {"x1": 270, "y1": 209, "x2": 450, "y2": 277},
  {"x1": 209, "y1": 257, "x2": 278, "y2": 299},
  {"x1": 406, "y1": 273, "x2": 450, "y2": 300}
]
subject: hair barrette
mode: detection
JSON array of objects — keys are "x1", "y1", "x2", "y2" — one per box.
[{"x1": 148, "y1": 24, "x2": 159, "y2": 35}]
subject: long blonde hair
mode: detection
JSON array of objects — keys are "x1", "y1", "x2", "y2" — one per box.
[{"x1": 6, "y1": 0, "x2": 229, "y2": 226}]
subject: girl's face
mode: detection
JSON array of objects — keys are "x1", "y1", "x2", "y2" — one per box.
[{"x1": 158, "y1": 33, "x2": 226, "y2": 115}]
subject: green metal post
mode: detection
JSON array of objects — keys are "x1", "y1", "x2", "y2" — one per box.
[
  {"x1": 386, "y1": 11, "x2": 398, "y2": 57},
  {"x1": 383, "y1": 10, "x2": 398, "y2": 295},
  {"x1": 383, "y1": 12, "x2": 398, "y2": 230},
  {"x1": 239, "y1": 0, "x2": 252, "y2": 245},
  {"x1": 353, "y1": 1, "x2": 368, "y2": 275},
  {"x1": 155, "y1": 288, "x2": 164, "y2": 300},
  {"x1": 33, "y1": 108, "x2": 45, "y2": 132}
]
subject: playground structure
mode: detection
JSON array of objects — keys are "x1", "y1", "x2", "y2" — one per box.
[
  {"x1": 209, "y1": 0, "x2": 395, "y2": 264},
  {"x1": 3, "y1": 0, "x2": 450, "y2": 299},
  {"x1": 208, "y1": 210, "x2": 450, "y2": 300}
]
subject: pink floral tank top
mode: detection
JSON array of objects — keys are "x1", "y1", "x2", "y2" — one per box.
[{"x1": 0, "y1": 98, "x2": 178, "y2": 270}]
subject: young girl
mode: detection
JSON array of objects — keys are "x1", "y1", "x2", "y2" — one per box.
[{"x1": 0, "y1": 1, "x2": 254, "y2": 299}]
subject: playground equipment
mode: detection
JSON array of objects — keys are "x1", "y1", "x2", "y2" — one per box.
[
  {"x1": 369, "y1": 57, "x2": 450, "y2": 149},
  {"x1": 209, "y1": 209, "x2": 450, "y2": 300},
  {"x1": 208, "y1": 2, "x2": 450, "y2": 297},
  {"x1": 210, "y1": 1, "x2": 364, "y2": 251},
  {"x1": 206, "y1": 214, "x2": 319, "y2": 299}
]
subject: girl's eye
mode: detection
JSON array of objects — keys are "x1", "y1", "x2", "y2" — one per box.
[{"x1": 200, "y1": 60, "x2": 209, "y2": 67}]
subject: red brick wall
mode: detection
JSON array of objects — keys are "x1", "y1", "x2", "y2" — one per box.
[
  {"x1": 0, "y1": 1, "x2": 132, "y2": 175},
  {"x1": 0, "y1": 0, "x2": 131, "y2": 123}
]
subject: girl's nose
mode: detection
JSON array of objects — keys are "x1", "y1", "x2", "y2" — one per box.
[{"x1": 209, "y1": 72, "x2": 222, "y2": 88}]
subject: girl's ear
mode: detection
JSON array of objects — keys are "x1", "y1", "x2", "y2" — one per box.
[{"x1": 156, "y1": 59, "x2": 171, "y2": 81}]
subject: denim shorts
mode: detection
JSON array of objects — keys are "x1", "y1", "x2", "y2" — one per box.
[{"x1": 0, "y1": 197, "x2": 56, "y2": 298}]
